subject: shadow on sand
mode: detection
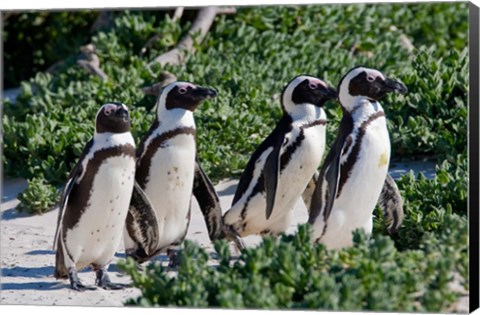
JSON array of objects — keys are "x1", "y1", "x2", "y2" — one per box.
[
  {"x1": 1, "y1": 281, "x2": 67, "y2": 291},
  {"x1": 26, "y1": 250, "x2": 55, "y2": 256},
  {"x1": 218, "y1": 182, "x2": 237, "y2": 197},
  {"x1": 1, "y1": 208, "x2": 32, "y2": 221},
  {"x1": 2, "y1": 265, "x2": 55, "y2": 278}
]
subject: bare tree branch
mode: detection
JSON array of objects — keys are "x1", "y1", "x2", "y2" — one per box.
[
  {"x1": 399, "y1": 34, "x2": 415, "y2": 53},
  {"x1": 46, "y1": 60, "x2": 67, "y2": 74},
  {"x1": 172, "y1": 7, "x2": 184, "y2": 22},
  {"x1": 141, "y1": 34, "x2": 163, "y2": 55},
  {"x1": 142, "y1": 71, "x2": 177, "y2": 96},
  {"x1": 77, "y1": 44, "x2": 108, "y2": 81},
  {"x1": 141, "y1": 7, "x2": 185, "y2": 55},
  {"x1": 46, "y1": 13, "x2": 112, "y2": 74},
  {"x1": 217, "y1": 7, "x2": 237, "y2": 15},
  {"x1": 148, "y1": 6, "x2": 218, "y2": 67}
]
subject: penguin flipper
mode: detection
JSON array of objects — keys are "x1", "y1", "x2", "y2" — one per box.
[
  {"x1": 264, "y1": 144, "x2": 282, "y2": 220},
  {"x1": 193, "y1": 158, "x2": 223, "y2": 241},
  {"x1": 53, "y1": 176, "x2": 76, "y2": 250},
  {"x1": 378, "y1": 174, "x2": 404, "y2": 234},
  {"x1": 125, "y1": 181, "x2": 160, "y2": 256},
  {"x1": 309, "y1": 151, "x2": 341, "y2": 225},
  {"x1": 302, "y1": 171, "x2": 319, "y2": 212},
  {"x1": 231, "y1": 115, "x2": 290, "y2": 214},
  {"x1": 308, "y1": 133, "x2": 351, "y2": 226},
  {"x1": 53, "y1": 139, "x2": 93, "y2": 250}
]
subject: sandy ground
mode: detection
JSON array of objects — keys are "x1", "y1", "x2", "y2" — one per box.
[{"x1": 1, "y1": 161, "x2": 467, "y2": 312}]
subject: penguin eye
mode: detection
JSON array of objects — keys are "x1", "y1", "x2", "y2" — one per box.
[
  {"x1": 366, "y1": 76, "x2": 375, "y2": 83},
  {"x1": 178, "y1": 87, "x2": 188, "y2": 94},
  {"x1": 103, "y1": 104, "x2": 117, "y2": 116},
  {"x1": 309, "y1": 83, "x2": 318, "y2": 89}
]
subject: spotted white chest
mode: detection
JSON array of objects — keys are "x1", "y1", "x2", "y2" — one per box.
[
  {"x1": 143, "y1": 132, "x2": 196, "y2": 249},
  {"x1": 317, "y1": 115, "x2": 390, "y2": 249},
  {"x1": 65, "y1": 155, "x2": 136, "y2": 269},
  {"x1": 224, "y1": 117, "x2": 326, "y2": 236}
]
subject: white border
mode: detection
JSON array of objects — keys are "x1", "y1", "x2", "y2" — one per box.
[
  {"x1": 0, "y1": 0, "x2": 473, "y2": 10},
  {"x1": 1, "y1": 1, "x2": 476, "y2": 315}
]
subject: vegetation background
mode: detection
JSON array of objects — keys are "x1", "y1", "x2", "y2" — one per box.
[{"x1": 2, "y1": 2, "x2": 469, "y2": 312}]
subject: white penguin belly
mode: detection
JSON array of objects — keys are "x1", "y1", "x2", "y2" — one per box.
[
  {"x1": 227, "y1": 125, "x2": 326, "y2": 236},
  {"x1": 144, "y1": 134, "x2": 196, "y2": 249},
  {"x1": 320, "y1": 118, "x2": 390, "y2": 249},
  {"x1": 66, "y1": 156, "x2": 136, "y2": 269}
]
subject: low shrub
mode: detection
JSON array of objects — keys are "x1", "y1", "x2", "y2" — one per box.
[
  {"x1": 16, "y1": 176, "x2": 59, "y2": 214},
  {"x1": 120, "y1": 218, "x2": 467, "y2": 312}
]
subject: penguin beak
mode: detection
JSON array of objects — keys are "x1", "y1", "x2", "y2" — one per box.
[
  {"x1": 192, "y1": 87, "x2": 217, "y2": 100},
  {"x1": 323, "y1": 86, "x2": 338, "y2": 100},
  {"x1": 115, "y1": 107, "x2": 129, "y2": 121},
  {"x1": 383, "y1": 78, "x2": 408, "y2": 94}
]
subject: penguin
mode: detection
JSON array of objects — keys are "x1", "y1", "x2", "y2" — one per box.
[
  {"x1": 308, "y1": 66, "x2": 406, "y2": 250},
  {"x1": 53, "y1": 103, "x2": 158, "y2": 291},
  {"x1": 222, "y1": 75, "x2": 337, "y2": 240},
  {"x1": 124, "y1": 81, "x2": 221, "y2": 265}
]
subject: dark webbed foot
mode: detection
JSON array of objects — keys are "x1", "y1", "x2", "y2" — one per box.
[
  {"x1": 69, "y1": 269, "x2": 96, "y2": 291},
  {"x1": 95, "y1": 268, "x2": 130, "y2": 290},
  {"x1": 167, "y1": 248, "x2": 182, "y2": 268},
  {"x1": 126, "y1": 247, "x2": 150, "y2": 264},
  {"x1": 222, "y1": 225, "x2": 246, "y2": 253}
]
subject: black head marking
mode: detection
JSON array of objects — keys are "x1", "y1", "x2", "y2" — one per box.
[
  {"x1": 96, "y1": 103, "x2": 131, "y2": 134},
  {"x1": 291, "y1": 77, "x2": 337, "y2": 107},
  {"x1": 165, "y1": 82, "x2": 217, "y2": 111},
  {"x1": 346, "y1": 68, "x2": 407, "y2": 101},
  {"x1": 281, "y1": 75, "x2": 337, "y2": 113}
]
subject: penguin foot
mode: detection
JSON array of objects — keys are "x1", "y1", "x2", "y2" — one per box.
[
  {"x1": 222, "y1": 225, "x2": 245, "y2": 253},
  {"x1": 126, "y1": 248, "x2": 150, "y2": 264},
  {"x1": 69, "y1": 269, "x2": 96, "y2": 291},
  {"x1": 71, "y1": 282, "x2": 98, "y2": 291},
  {"x1": 232, "y1": 236, "x2": 246, "y2": 253},
  {"x1": 167, "y1": 248, "x2": 182, "y2": 268},
  {"x1": 99, "y1": 281, "x2": 130, "y2": 290},
  {"x1": 95, "y1": 268, "x2": 129, "y2": 290}
]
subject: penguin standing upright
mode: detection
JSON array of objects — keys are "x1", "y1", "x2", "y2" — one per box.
[
  {"x1": 222, "y1": 75, "x2": 337, "y2": 239},
  {"x1": 54, "y1": 103, "x2": 157, "y2": 291},
  {"x1": 124, "y1": 81, "x2": 220, "y2": 265},
  {"x1": 308, "y1": 66, "x2": 406, "y2": 249}
]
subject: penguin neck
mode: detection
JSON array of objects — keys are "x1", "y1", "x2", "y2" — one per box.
[
  {"x1": 156, "y1": 107, "x2": 196, "y2": 132},
  {"x1": 93, "y1": 131, "x2": 134, "y2": 147},
  {"x1": 344, "y1": 98, "x2": 384, "y2": 121},
  {"x1": 286, "y1": 103, "x2": 326, "y2": 124}
]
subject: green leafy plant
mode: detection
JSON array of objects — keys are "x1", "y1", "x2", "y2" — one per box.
[
  {"x1": 16, "y1": 176, "x2": 59, "y2": 214},
  {"x1": 388, "y1": 47, "x2": 468, "y2": 160},
  {"x1": 119, "y1": 147, "x2": 468, "y2": 312},
  {"x1": 3, "y1": 4, "x2": 468, "y2": 193},
  {"x1": 373, "y1": 153, "x2": 468, "y2": 250},
  {"x1": 119, "y1": 219, "x2": 467, "y2": 312}
]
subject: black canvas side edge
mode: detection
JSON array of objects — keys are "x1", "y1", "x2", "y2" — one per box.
[{"x1": 469, "y1": 1, "x2": 480, "y2": 313}]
